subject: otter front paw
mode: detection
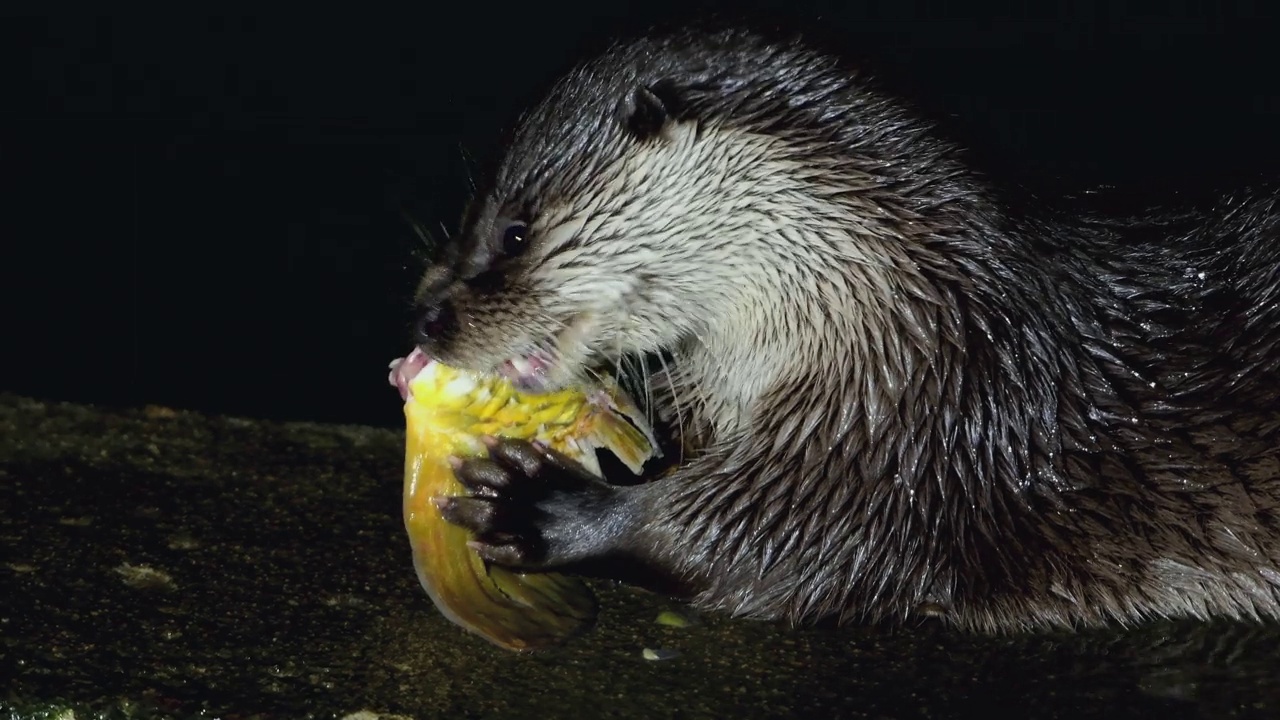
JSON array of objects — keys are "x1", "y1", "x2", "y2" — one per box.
[{"x1": 436, "y1": 437, "x2": 626, "y2": 570}]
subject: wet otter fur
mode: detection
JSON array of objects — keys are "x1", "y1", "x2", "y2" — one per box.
[{"x1": 412, "y1": 26, "x2": 1280, "y2": 632}]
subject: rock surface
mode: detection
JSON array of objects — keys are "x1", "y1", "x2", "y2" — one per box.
[{"x1": 2, "y1": 393, "x2": 1278, "y2": 719}]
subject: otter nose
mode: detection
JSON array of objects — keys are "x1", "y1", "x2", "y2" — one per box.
[{"x1": 415, "y1": 299, "x2": 459, "y2": 344}]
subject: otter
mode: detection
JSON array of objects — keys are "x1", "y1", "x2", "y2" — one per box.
[{"x1": 406, "y1": 26, "x2": 1280, "y2": 632}]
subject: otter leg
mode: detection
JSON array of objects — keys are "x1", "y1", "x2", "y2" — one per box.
[
  {"x1": 437, "y1": 437, "x2": 638, "y2": 570},
  {"x1": 438, "y1": 437, "x2": 697, "y2": 595}
]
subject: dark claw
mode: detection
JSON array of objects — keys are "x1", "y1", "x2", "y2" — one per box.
[
  {"x1": 453, "y1": 457, "x2": 523, "y2": 498},
  {"x1": 486, "y1": 436, "x2": 551, "y2": 481},
  {"x1": 468, "y1": 539, "x2": 537, "y2": 567},
  {"x1": 433, "y1": 496, "x2": 501, "y2": 534},
  {"x1": 531, "y1": 441, "x2": 598, "y2": 477},
  {"x1": 486, "y1": 437, "x2": 597, "y2": 489}
]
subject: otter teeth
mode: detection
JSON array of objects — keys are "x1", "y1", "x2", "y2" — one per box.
[{"x1": 509, "y1": 357, "x2": 534, "y2": 378}]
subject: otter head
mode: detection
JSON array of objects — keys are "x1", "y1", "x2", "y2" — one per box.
[
  {"x1": 413, "y1": 33, "x2": 755, "y2": 393},
  {"x1": 409, "y1": 100, "x2": 709, "y2": 394},
  {"x1": 413, "y1": 29, "x2": 955, "y2": 396}
]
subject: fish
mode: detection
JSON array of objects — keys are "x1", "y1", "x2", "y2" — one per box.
[{"x1": 388, "y1": 348, "x2": 659, "y2": 651}]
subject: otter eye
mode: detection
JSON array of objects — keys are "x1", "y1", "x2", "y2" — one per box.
[{"x1": 500, "y1": 221, "x2": 530, "y2": 257}]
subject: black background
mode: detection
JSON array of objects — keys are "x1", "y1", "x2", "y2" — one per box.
[{"x1": 5, "y1": 3, "x2": 1278, "y2": 430}]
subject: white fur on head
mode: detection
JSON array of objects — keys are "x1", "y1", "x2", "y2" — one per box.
[{"x1": 504, "y1": 118, "x2": 943, "y2": 440}]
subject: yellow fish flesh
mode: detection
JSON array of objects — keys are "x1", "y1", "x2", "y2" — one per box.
[{"x1": 388, "y1": 348, "x2": 659, "y2": 651}]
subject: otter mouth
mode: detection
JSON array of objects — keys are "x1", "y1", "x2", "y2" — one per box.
[
  {"x1": 498, "y1": 352, "x2": 556, "y2": 392},
  {"x1": 387, "y1": 347, "x2": 558, "y2": 400},
  {"x1": 389, "y1": 315, "x2": 597, "y2": 398},
  {"x1": 499, "y1": 313, "x2": 599, "y2": 394}
]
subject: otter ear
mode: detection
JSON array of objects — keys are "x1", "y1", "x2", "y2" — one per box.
[{"x1": 624, "y1": 79, "x2": 689, "y2": 140}]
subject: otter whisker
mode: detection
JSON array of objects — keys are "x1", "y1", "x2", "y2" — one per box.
[
  {"x1": 457, "y1": 142, "x2": 479, "y2": 195},
  {"x1": 618, "y1": 352, "x2": 660, "y2": 435},
  {"x1": 636, "y1": 354, "x2": 658, "y2": 435},
  {"x1": 653, "y1": 349, "x2": 689, "y2": 462},
  {"x1": 399, "y1": 209, "x2": 438, "y2": 255},
  {"x1": 678, "y1": 329, "x2": 727, "y2": 431}
]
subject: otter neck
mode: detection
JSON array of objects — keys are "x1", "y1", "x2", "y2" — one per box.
[
  {"x1": 672, "y1": 201, "x2": 958, "y2": 443},
  {"x1": 635, "y1": 123, "x2": 994, "y2": 442}
]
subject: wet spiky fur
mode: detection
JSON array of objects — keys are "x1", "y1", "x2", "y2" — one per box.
[{"x1": 414, "y1": 27, "x2": 1280, "y2": 632}]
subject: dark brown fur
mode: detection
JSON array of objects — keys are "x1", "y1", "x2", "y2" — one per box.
[{"x1": 416, "y1": 27, "x2": 1280, "y2": 632}]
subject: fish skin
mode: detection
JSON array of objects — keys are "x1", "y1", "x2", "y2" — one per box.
[{"x1": 397, "y1": 352, "x2": 658, "y2": 651}]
